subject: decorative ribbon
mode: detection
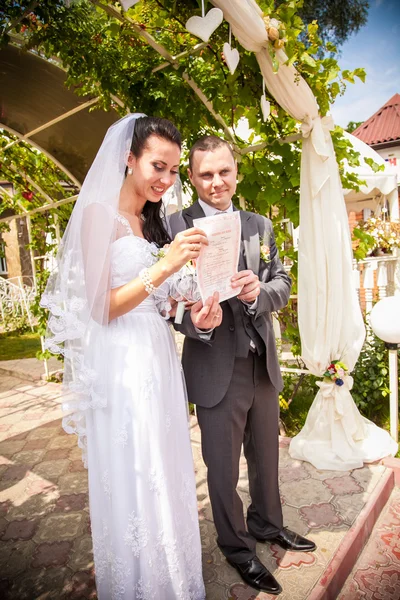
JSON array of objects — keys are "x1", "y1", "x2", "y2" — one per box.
[
  {"x1": 300, "y1": 114, "x2": 335, "y2": 162},
  {"x1": 316, "y1": 375, "x2": 354, "y2": 421}
]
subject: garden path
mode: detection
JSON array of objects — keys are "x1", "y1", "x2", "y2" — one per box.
[{"x1": 0, "y1": 367, "x2": 399, "y2": 599}]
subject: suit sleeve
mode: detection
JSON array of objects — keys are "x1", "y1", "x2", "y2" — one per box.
[
  {"x1": 254, "y1": 217, "x2": 291, "y2": 318},
  {"x1": 173, "y1": 305, "x2": 214, "y2": 345}
]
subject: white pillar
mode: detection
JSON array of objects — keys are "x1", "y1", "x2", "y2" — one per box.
[
  {"x1": 388, "y1": 348, "x2": 399, "y2": 443},
  {"x1": 26, "y1": 216, "x2": 37, "y2": 290}
]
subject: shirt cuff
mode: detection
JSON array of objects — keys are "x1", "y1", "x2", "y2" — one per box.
[
  {"x1": 194, "y1": 326, "x2": 214, "y2": 340},
  {"x1": 241, "y1": 298, "x2": 258, "y2": 313}
]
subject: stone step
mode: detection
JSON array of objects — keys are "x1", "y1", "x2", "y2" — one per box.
[{"x1": 338, "y1": 485, "x2": 400, "y2": 599}]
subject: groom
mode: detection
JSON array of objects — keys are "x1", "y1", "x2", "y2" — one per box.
[{"x1": 169, "y1": 136, "x2": 316, "y2": 595}]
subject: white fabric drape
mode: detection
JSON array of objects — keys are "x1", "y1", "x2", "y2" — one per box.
[
  {"x1": 212, "y1": 0, "x2": 398, "y2": 468},
  {"x1": 343, "y1": 132, "x2": 399, "y2": 218}
]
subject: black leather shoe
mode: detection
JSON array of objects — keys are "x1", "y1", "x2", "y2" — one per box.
[
  {"x1": 227, "y1": 556, "x2": 282, "y2": 595},
  {"x1": 269, "y1": 527, "x2": 316, "y2": 552}
]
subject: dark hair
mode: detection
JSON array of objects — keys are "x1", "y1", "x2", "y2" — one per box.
[
  {"x1": 131, "y1": 116, "x2": 181, "y2": 247},
  {"x1": 188, "y1": 135, "x2": 235, "y2": 170}
]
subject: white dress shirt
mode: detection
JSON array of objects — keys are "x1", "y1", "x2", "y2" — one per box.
[{"x1": 198, "y1": 198, "x2": 233, "y2": 217}]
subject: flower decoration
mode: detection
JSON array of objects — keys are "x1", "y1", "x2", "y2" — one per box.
[
  {"x1": 152, "y1": 247, "x2": 168, "y2": 260},
  {"x1": 263, "y1": 15, "x2": 286, "y2": 50},
  {"x1": 152, "y1": 245, "x2": 199, "y2": 302},
  {"x1": 361, "y1": 217, "x2": 400, "y2": 255},
  {"x1": 323, "y1": 360, "x2": 348, "y2": 386},
  {"x1": 260, "y1": 238, "x2": 271, "y2": 262}
]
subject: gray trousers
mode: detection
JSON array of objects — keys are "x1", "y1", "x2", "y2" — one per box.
[{"x1": 196, "y1": 351, "x2": 283, "y2": 564}]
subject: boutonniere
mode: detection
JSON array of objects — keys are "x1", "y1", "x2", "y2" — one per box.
[{"x1": 260, "y1": 237, "x2": 271, "y2": 262}]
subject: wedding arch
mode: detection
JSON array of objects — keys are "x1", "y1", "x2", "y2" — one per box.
[{"x1": 1, "y1": 0, "x2": 397, "y2": 468}]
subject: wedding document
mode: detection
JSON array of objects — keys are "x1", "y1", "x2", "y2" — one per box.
[{"x1": 193, "y1": 211, "x2": 242, "y2": 303}]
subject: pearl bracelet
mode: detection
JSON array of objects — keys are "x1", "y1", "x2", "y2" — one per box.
[{"x1": 139, "y1": 268, "x2": 155, "y2": 295}]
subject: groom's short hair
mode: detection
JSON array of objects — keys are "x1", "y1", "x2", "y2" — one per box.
[{"x1": 189, "y1": 136, "x2": 235, "y2": 170}]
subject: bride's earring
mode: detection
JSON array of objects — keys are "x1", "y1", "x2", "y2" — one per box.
[{"x1": 127, "y1": 167, "x2": 133, "y2": 175}]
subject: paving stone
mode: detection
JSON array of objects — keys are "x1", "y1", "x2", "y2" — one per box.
[
  {"x1": 1, "y1": 518, "x2": 38, "y2": 541},
  {"x1": 25, "y1": 476, "x2": 58, "y2": 498},
  {"x1": 280, "y1": 476, "x2": 333, "y2": 508},
  {"x1": 55, "y1": 493, "x2": 88, "y2": 513},
  {"x1": 43, "y1": 448, "x2": 71, "y2": 461},
  {"x1": 0, "y1": 439, "x2": 26, "y2": 457},
  {"x1": 57, "y1": 472, "x2": 89, "y2": 495},
  {"x1": 63, "y1": 569, "x2": 97, "y2": 600},
  {"x1": 1, "y1": 464, "x2": 29, "y2": 482},
  {"x1": 5, "y1": 566, "x2": 71, "y2": 600},
  {"x1": 33, "y1": 458, "x2": 70, "y2": 480},
  {"x1": 0, "y1": 540, "x2": 35, "y2": 577},
  {"x1": 68, "y1": 536, "x2": 94, "y2": 572},
  {"x1": 12, "y1": 449, "x2": 46, "y2": 467},
  {"x1": 69, "y1": 460, "x2": 86, "y2": 473},
  {"x1": 0, "y1": 476, "x2": 30, "y2": 503},
  {"x1": 31, "y1": 541, "x2": 72, "y2": 568},
  {"x1": 26, "y1": 427, "x2": 59, "y2": 441},
  {"x1": 47, "y1": 434, "x2": 77, "y2": 450},
  {"x1": 300, "y1": 501, "x2": 343, "y2": 529},
  {"x1": 21, "y1": 438, "x2": 50, "y2": 450},
  {"x1": 0, "y1": 500, "x2": 11, "y2": 517},
  {"x1": 35, "y1": 512, "x2": 85, "y2": 543},
  {"x1": 6, "y1": 490, "x2": 59, "y2": 521}
]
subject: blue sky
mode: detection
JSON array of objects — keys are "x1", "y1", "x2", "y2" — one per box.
[{"x1": 330, "y1": 0, "x2": 400, "y2": 128}]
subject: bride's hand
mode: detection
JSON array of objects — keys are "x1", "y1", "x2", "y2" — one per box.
[{"x1": 163, "y1": 228, "x2": 208, "y2": 274}]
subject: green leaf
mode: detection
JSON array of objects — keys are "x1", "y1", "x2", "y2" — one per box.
[
  {"x1": 300, "y1": 52, "x2": 316, "y2": 68},
  {"x1": 353, "y1": 68, "x2": 366, "y2": 83},
  {"x1": 364, "y1": 157, "x2": 385, "y2": 173}
]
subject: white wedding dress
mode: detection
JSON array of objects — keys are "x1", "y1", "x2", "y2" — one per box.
[{"x1": 84, "y1": 214, "x2": 205, "y2": 600}]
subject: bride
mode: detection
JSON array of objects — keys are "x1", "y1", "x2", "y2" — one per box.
[{"x1": 41, "y1": 114, "x2": 220, "y2": 599}]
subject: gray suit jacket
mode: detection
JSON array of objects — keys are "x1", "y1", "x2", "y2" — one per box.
[{"x1": 169, "y1": 201, "x2": 291, "y2": 408}]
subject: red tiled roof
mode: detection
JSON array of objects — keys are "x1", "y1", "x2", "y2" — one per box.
[{"x1": 352, "y1": 93, "x2": 400, "y2": 145}]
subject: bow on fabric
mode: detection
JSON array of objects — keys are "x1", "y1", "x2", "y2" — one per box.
[
  {"x1": 300, "y1": 114, "x2": 335, "y2": 198},
  {"x1": 301, "y1": 115, "x2": 335, "y2": 162},
  {"x1": 316, "y1": 375, "x2": 354, "y2": 421}
]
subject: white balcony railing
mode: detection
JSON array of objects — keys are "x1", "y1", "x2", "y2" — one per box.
[
  {"x1": 353, "y1": 251, "x2": 399, "y2": 314},
  {"x1": 0, "y1": 276, "x2": 36, "y2": 330}
]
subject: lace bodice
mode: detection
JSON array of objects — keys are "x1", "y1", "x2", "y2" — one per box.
[
  {"x1": 111, "y1": 235, "x2": 158, "y2": 289},
  {"x1": 111, "y1": 214, "x2": 171, "y2": 316},
  {"x1": 110, "y1": 213, "x2": 200, "y2": 318}
]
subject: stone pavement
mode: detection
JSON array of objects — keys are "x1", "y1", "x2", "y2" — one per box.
[
  {"x1": 0, "y1": 357, "x2": 60, "y2": 382},
  {"x1": 0, "y1": 372, "x2": 399, "y2": 599}
]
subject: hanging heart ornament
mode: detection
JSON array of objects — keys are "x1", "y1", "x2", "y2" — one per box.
[
  {"x1": 186, "y1": 8, "x2": 224, "y2": 43},
  {"x1": 223, "y1": 42, "x2": 240, "y2": 75},
  {"x1": 120, "y1": 0, "x2": 140, "y2": 9},
  {"x1": 261, "y1": 95, "x2": 270, "y2": 121}
]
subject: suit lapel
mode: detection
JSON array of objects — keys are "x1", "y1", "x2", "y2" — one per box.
[
  {"x1": 183, "y1": 201, "x2": 205, "y2": 227},
  {"x1": 240, "y1": 211, "x2": 260, "y2": 274}
]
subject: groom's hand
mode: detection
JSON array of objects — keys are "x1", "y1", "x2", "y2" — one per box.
[
  {"x1": 190, "y1": 292, "x2": 223, "y2": 330},
  {"x1": 231, "y1": 270, "x2": 260, "y2": 303}
]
